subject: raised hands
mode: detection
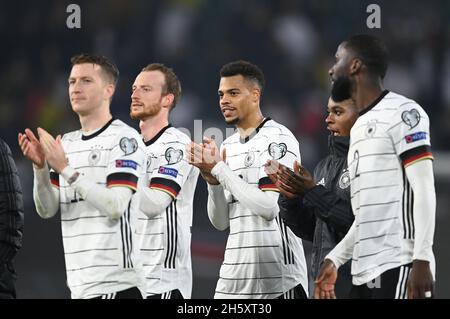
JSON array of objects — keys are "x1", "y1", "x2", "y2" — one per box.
[
  {"x1": 19, "y1": 127, "x2": 67, "y2": 173},
  {"x1": 18, "y1": 128, "x2": 46, "y2": 169},
  {"x1": 264, "y1": 160, "x2": 315, "y2": 198},
  {"x1": 278, "y1": 161, "x2": 315, "y2": 195},
  {"x1": 36, "y1": 128, "x2": 68, "y2": 173},
  {"x1": 186, "y1": 137, "x2": 226, "y2": 185}
]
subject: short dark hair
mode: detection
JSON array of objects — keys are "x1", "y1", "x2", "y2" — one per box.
[
  {"x1": 220, "y1": 60, "x2": 265, "y2": 94},
  {"x1": 343, "y1": 34, "x2": 389, "y2": 79},
  {"x1": 141, "y1": 63, "x2": 182, "y2": 110},
  {"x1": 71, "y1": 54, "x2": 119, "y2": 85}
]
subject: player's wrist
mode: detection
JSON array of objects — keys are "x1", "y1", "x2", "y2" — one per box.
[
  {"x1": 203, "y1": 173, "x2": 220, "y2": 185},
  {"x1": 324, "y1": 258, "x2": 336, "y2": 269},
  {"x1": 61, "y1": 166, "x2": 80, "y2": 185},
  {"x1": 412, "y1": 259, "x2": 430, "y2": 268},
  {"x1": 56, "y1": 163, "x2": 69, "y2": 174},
  {"x1": 210, "y1": 160, "x2": 226, "y2": 177},
  {"x1": 324, "y1": 255, "x2": 341, "y2": 269},
  {"x1": 33, "y1": 161, "x2": 47, "y2": 171}
]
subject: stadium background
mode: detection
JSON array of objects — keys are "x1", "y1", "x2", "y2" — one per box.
[{"x1": 1, "y1": 0, "x2": 449, "y2": 298}]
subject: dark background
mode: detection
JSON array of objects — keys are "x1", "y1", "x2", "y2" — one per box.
[{"x1": 0, "y1": 0, "x2": 449, "y2": 298}]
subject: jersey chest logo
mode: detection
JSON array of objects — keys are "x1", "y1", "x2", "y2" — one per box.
[
  {"x1": 244, "y1": 148, "x2": 256, "y2": 167},
  {"x1": 268, "y1": 142, "x2": 287, "y2": 160},
  {"x1": 88, "y1": 148, "x2": 101, "y2": 166},
  {"x1": 401, "y1": 109, "x2": 420, "y2": 129},
  {"x1": 165, "y1": 147, "x2": 183, "y2": 165},
  {"x1": 365, "y1": 120, "x2": 377, "y2": 138},
  {"x1": 338, "y1": 170, "x2": 350, "y2": 189}
]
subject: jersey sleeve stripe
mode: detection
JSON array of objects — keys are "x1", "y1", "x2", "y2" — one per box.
[
  {"x1": 403, "y1": 153, "x2": 434, "y2": 167},
  {"x1": 50, "y1": 171, "x2": 60, "y2": 188},
  {"x1": 259, "y1": 177, "x2": 279, "y2": 192},
  {"x1": 107, "y1": 173, "x2": 138, "y2": 191},
  {"x1": 150, "y1": 177, "x2": 181, "y2": 198},
  {"x1": 400, "y1": 145, "x2": 434, "y2": 167}
]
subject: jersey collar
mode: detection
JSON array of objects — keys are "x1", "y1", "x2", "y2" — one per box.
[
  {"x1": 239, "y1": 117, "x2": 271, "y2": 144},
  {"x1": 359, "y1": 90, "x2": 389, "y2": 116},
  {"x1": 81, "y1": 117, "x2": 115, "y2": 141},
  {"x1": 144, "y1": 124, "x2": 172, "y2": 146}
]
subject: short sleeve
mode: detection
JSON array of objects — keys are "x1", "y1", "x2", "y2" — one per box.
[
  {"x1": 387, "y1": 103, "x2": 433, "y2": 167},
  {"x1": 106, "y1": 129, "x2": 146, "y2": 192},
  {"x1": 149, "y1": 140, "x2": 192, "y2": 199},
  {"x1": 258, "y1": 129, "x2": 301, "y2": 192}
]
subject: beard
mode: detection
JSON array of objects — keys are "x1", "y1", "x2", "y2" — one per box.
[
  {"x1": 130, "y1": 110, "x2": 143, "y2": 120},
  {"x1": 331, "y1": 75, "x2": 353, "y2": 102},
  {"x1": 130, "y1": 102, "x2": 162, "y2": 120}
]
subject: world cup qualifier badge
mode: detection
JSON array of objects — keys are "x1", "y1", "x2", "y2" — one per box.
[
  {"x1": 120, "y1": 137, "x2": 138, "y2": 155},
  {"x1": 401, "y1": 108, "x2": 421, "y2": 129},
  {"x1": 268, "y1": 142, "x2": 287, "y2": 160},
  {"x1": 165, "y1": 147, "x2": 183, "y2": 165}
]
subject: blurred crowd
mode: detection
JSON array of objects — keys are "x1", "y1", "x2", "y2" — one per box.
[
  {"x1": 1, "y1": 0, "x2": 449, "y2": 298},
  {"x1": 1, "y1": 0, "x2": 449, "y2": 162}
]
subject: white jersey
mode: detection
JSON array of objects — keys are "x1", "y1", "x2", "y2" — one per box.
[
  {"x1": 347, "y1": 91, "x2": 435, "y2": 285},
  {"x1": 135, "y1": 125, "x2": 199, "y2": 298},
  {"x1": 214, "y1": 118, "x2": 308, "y2": 299},
  {"x1": 50, "y1": 119, "x2": 146, "y2": 298}
]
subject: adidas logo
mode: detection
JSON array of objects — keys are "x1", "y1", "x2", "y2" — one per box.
[{"x1": 317, "y1": 178, "x2": 325, "y2": 186}]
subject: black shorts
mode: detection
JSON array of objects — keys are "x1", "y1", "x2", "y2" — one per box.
[
  {"x1": 277, "y1": 283, "x2": 308, "y2": 299},
  {"x1": 146, "y1": 289, "x2": 184, "y2": 299},
  {"x1": 349, "y1": 263, "x2": 412, "y2": 299}
]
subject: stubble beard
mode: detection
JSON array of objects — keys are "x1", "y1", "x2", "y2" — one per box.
[
  {"x1": 130, "y1": 103, "x2": 162, "y2": 120},
  {"x1": 225, "y1": 117, "x2": 239, "y2": 126}
]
